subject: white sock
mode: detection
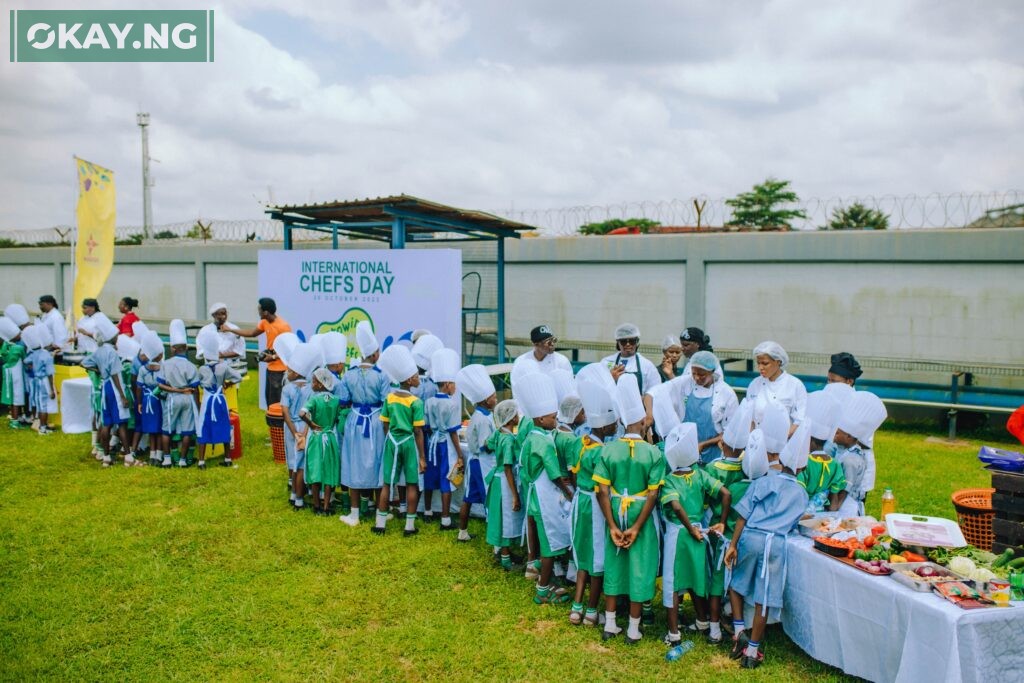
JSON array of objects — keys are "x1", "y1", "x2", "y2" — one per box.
[
  {"x1": 153, "y1": 449, "x2": 162, "y2": 459},
  {"x1": 348, "y1": 509, "x2": 359, "y2": 520},
  {"x1": 375, "y1": 511, "x2": 387, "y2": 529},
  {"x1": 554, "y1": 562, "x2": 566, "y2": 577},
  {"x1": 627, "y1": 616, "x2": 642, "y2": 640},
  {"x1": 198, "y1": 459, "x2": 206, "y2": 465},
  {"x1": 289, "y1": 493, "x2": 297, "y2": 502},
  {"x1": 399, "y1": 503, "x2": 407, "y2": 514},
  {"x1": 695, "y1": 619, "x2": 709, "y2": 630},
  {"x1": 294, "y1": 499, "x2": 304, "y2": 508},
  {"x1": 746, "y1": 641, "x2": 760, "y2": 657},
  {"x1": 604, "y1": 611, "x2": 619, "y2": 633},
  {"x1": 424, "y1": 510, "x2": 434, "y2": 518},
  {"x1": 405, "y1": 515, "x2": 416, "y2": 531},
  {"x1": 666, "y1": 630, "x2": 681, "y2": 643},
  {"x1": 441, "y1": 516, "x2": 451, "y2": 525},
  {"x1": 710, "y1": 621, "x2": 722, "y2": 639},
  {"x1": 457, "y1": 529, "x2": 471, "y2": 541}
]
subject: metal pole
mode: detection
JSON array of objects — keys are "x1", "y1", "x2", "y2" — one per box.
[
  {"x1": 136, "y1": 112, "x2": 152, "y2": 239},
  {"x1": 391, "y1": 217, "x2": 406, "y2": 249},
  {"x1": 497, "y1": 237, "x2": 505, "y2": 363}
]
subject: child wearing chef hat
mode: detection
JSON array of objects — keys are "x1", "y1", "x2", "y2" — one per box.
[
  {"x1": 156, "y1": 320, "x2": 200, "y2": 468},
  {"x1": 724, "y1": 422, "x2": 810, "y2": 669},
  {"x1": 454, "y1": 364, "x2": 499, "y2": 543},
  {"x1": 81, "y1": 315, "x2": 135, "y2": 467},
  {"x1": 832, "y1": 391, "x2": 887, "y2": 517}
]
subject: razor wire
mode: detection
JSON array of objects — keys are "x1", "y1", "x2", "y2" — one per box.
[{"x1": 1, "y1": 190, "x2": 1021, "y2": 244}]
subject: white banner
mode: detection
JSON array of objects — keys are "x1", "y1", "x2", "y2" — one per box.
[{"x1": 257, "y1": 249, "x2": 462, "y2": 407}]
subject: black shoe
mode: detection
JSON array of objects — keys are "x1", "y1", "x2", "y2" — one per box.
[
  {"x1": 601, "y1": 630, "x2": 620, "y2": 642},
  {"x1": 706, "y1": 631, "x2": 723, "y2": 646},
  {"x1": 729, "y1": 632, "x2": 749, "y2": 660},
  {"x1": 741, "y1": 652, "x2": 764, "y2": 669},
  {"x1": 439, "y1": 522, "x2": 456, "y2": 532},
  {"x1": 219, "y1": 458, "x2": 232, "y2": 467},
  {"x1": 197, "y1": 462, "x2": 206, "y2": 470},
  {"x1": 371, "y1": 526, "x2": 385, "y2": 535},
  {"x1": 403, "y1": 528, "x2": 419, "y2": 537},
  {"x1": 641, "y1": 609, "x2": 655, "y2": 626},
  {"x1": 292, "y1": 503, "x2": 305, "y2": 512},
  {"x1": 624, "y1": 634, "x2": 642, "y2": 645}
]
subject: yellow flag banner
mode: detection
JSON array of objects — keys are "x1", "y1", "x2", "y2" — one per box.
[{"x1": 73, "y1": 158, "x2": 116, "y2": 307}]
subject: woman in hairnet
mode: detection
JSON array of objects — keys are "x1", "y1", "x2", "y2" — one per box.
[
  {"x1": 646, "y1": 350, "x2": 738, "y2": 465},
  {"x1": 601, "y1": 323, "x2": 661, "y2": 395},
  {"x1": 745, "y1": 341, "x2": 806, "y2": 434},
  {"x1": 658, "y1": 336, "x2": 683, "y2": 382}
]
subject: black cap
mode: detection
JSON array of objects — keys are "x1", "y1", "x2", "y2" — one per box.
[
  {"x1": 829, "y1": 352, "x2": 863, "y2": 380},
  {"x1": 38, "y1": 295, "x2": 57, "y2": 306},
  {"x1": 530, "y1": 325, "x2": 554, "y2": 344}
]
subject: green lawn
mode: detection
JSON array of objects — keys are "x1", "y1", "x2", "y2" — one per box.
[{"x1": 0, "y1": 377, "x2": 1015, "y2": 681}]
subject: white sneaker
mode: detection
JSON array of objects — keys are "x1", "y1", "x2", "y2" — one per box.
[
  {"x1": 102, "y1": 455, "x2": 112, "y2": 468},
  {"x1": 124, "y1": 455, "x2": 137, "y2": 467},
  {"x1": 178, "y1": 458, "x2": 188, "y2": 467},
  {"x1": 94, "y1": 449, "x2": 104, "y2": 460},
  {"x1": 339, "y1": 511, "x2": 360, "y2": 527},
  {"x1": 162, "y1": 455, "x2": 172, "y2": 468}
]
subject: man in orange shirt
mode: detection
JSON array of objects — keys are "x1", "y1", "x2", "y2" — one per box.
[{"x1": 231, "y1": 298, "x2": 292, "y2": 407}]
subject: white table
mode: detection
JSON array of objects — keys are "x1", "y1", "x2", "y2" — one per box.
[
  {"x1": 59, "y1": 377, "x2": 93, "y2": 434},
  {"x1": 782, "y1": 535, "x2": 1024, "y2": 682}
]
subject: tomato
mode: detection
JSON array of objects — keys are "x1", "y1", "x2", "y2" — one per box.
[
  {"x1": 864, "y1": 535, "x2": 876, "y2": 548},
  {"x1": 902, "y1": 552, "x2": 927, "y2": 563}
]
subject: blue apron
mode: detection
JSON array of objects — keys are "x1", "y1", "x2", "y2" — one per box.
[{"x1": 684, "y1": 389, "x2": 720, "y2": 465}]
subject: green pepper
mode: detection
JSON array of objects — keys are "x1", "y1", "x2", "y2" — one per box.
[{"x1": 854, "y1": 550, "x2": 870, "y2": 561}]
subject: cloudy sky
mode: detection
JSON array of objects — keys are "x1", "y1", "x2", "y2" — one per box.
[{"x1": 1, "y1": 0, "x2": 1021, "y2": 232}]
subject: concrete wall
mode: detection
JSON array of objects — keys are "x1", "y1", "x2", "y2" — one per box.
[{"x1": 2, "y1": 228, "x2": 1021, "y2": 383}]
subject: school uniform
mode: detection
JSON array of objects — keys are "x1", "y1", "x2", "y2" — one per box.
[
  {"x1": 1, "y1": 340, "x2": 26, "y2": 408},
  {"x1": 520, "y1": 427, "x2": 571, "y2": 557},
  {"x1": 338, "y1": 365, "x2": 392, "y2": 489},
  {"x1": 798, "y1": 451, "x2": 847, "y2": 512},
  {"x1": 135, "y1": 363, "x2": 164, "y2": 435},
  {"x1": 463, "y1": 406, "x2": 495, "y2": 505},
  {"x1": 553, "y1": 428, "x2": 581, "y2": 480},
  {"x1": 835, "y1": 444, "x2": 869, "y2": 517},
  {"x1": 281, "y1": 379, "x2": 313, "y2": 471},
  {"x1": 728, "y1": 472, "x2": 808, "y2": 611},
  {"x1": 568, "y1": 434, "x2": 606, "y2": 576},
  {"x1": 303, "y1": 392, "x2": 342, "y2": 487},
  {"x1": 593, "y1": 436, "x2": 665, "y2": 602},
  {"x1": 26, "y1": 348, "x2": 56, "y2": 414},
  {"x1": 423, "y1": 393, "x2": 460, "y2": 494},
  {"x1": 661, "y1": 467, "x2": 724, "y2": 605},
  {"x1": 485, "y1": 428, "x2": 525, "y2": 548},
  {"x1": 158, "y1": 353, "x2": 200, "y2": 436},
  {"x1": 197, "y1": 360, "x2": 242, "y2": 445},
  {"x1": 709, "y1": 476, "x2": 753, "y2": 598},
  {"x1": 380, "y1": 391, "x2": 425, "y2": 486},
  {"x1": 82, "y1": 344, "x2": 131, "y2": 426}
]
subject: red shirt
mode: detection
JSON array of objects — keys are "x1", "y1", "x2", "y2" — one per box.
[{"x1": 117, "y1": 311, "x2": 140, "y2": 336}]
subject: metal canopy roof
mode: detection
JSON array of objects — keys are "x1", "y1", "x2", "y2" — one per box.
[{"x1": 266, "y1": 194, "x2": 536, "y2": 244}]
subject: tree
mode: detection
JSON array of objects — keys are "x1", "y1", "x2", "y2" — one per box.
[
  {"x1": 577, "y1": 217, "x2": 660, "y2": 235},
  {"x1": 825, "y1": 202, "x2": 889, "y2": 230},
  {"x1": 725, "y1": 178, "x2": 807, "y2": 230}
]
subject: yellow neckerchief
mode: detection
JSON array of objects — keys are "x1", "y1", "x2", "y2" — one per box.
[
  {"x1": 672, "y1": 467, "x2": 697, "y2": 484},
  {"x1": 612, "y1": 437, "x2": 650, "y2": 515},
  {"x1": 809, "y1": 452, "x2": 832, "y2": 488},
  {"x1": 619, "y1": 436, "x2": 642, "y2": 459},
  {"x1": 713, "y1": 458, "x2": 743, "y2": 472},
  {"x1": 572, "y1": 434, "x2": 604, "y2": 473}
]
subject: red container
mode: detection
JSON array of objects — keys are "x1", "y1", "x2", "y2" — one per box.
[
  {"x1": 266, "y1": 403, "x2": 286, "y2": 464},
  {"x1": 211, "y1": 411, "x2": 243, "y2": 460}
]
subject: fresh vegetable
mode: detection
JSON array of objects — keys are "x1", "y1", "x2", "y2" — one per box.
[
  {"x1": 992, "y1": 548, "x2": 1015, "y2": 568},
  {"x1": 854, "y1": 550, "x2": 870, "y2": 561},
  {"x1": 889, "y1": 554, "x2": 908, "y2": 563},
  {"x1": 915, "y1": 566, "x2": 938, "y2": 578},
  {"x1": 903, "y1": 551, "x2": 927, "y2": 563},
  {"x1": 871, "y1": 525, "x2": 886, "y2": 536},
  {"x1": 949, "y1": 556, "x2": 976, "y2": 576},
  {"x1": 970, "y1": 567, "x2": 996, "y2": 583},
  {"x1": 1009, "y1": 557, "x2": 1024, "y2": 570},
  {"x1": 864, "y1": 535, "x2": 877, "y2": 549}
]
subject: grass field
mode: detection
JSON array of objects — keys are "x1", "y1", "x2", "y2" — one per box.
[{"x1": 1, "y1": 377, "x2": 1016, "y2": 681}]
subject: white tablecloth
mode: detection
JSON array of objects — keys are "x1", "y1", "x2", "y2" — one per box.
[
  {"x1": 60, "y1": 377, "x2": 93, "y2": 434},
  {"x1": 782, "y1": 535, "x2": 1024, "y2": 682}
]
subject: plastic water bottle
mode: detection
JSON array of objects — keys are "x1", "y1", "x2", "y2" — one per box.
[
  {"x1": 665, "y1": 640, "x2": 695, "y2": 661},
  {"x1": 880, "y1": 488, "x2": 897, "y2": 519}
]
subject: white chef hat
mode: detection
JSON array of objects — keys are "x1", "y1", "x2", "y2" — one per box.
[
  {"x1": 312, "y1": 366, "x2": 336, "y2": 392},
  {"x1": 411, "y1": 334, "x2": 443, "y2": 371},
  {"x1": 355, "y1": 320, "x2": 379, "y2": 358},
  {"x1": 430, "y1": 348, "x2": 460, "y2": 384},
  {"x1": 614, "y1": 322, "x2": 640, "y2": 340},
  {"x1": 665, "y1": 422, "x2": 700, "y2": 471},
  {"x1": 288, "y1": 342, "x2": 323, "y2": 381},
  {"x1": 319, "y1": 331, "x2": 348, "y2": 365},
  {"x1": 94, "y1": 316, "x2": 119, "y2": 344},
  {"x1": 411, "y1": 328, "x2": 432, "y2": 342},
  {"x1": 578, "y1": 379, "x2": 617, "y2": 429},
  {"x1": 722, "y1": 398, "x2": 754, "y2": 451},
  {"x1": 20, "y1": 325, "x2": 40, "y2": 350},
  {"x1": 549, "y1": 369, "x2": 578, "y2": 404},
  {"x1": 457, "y1": 364, "x2": 496, "y2": 405},
  {"x1": 557, "y1": 396, "x2": 584, "y2": 425},
  {"x1": 140, "y1": 331, "x2": 165, "y2": 361},
  {"x1": 196, "y1": 326, "x2": 221, "y2": 363},
  {"x1": 377, "y1": 344, "x2": 418, "y2": 384},
  {"x1": 169, "y1": 318, "x2": 188, "y2": 346},
  {"x1": 759, "y1": 401, "x2": 791, "y2": 454},
  {"x1": 272, "y1": 332, "x2": 299, "y2": 368},
  {"x1": 823, "y1": 381, "x2": 855, "y2": 403},
  {"x1": 650, "y1": 384, "x2": 681, "y2": 440},
  {"x1": 514, "y1": 371, "x2": 558, "y2": 419},
  {"x1": 33, "y1": 322, "x2": 53, "y2": 349},
  {"x1": 116, "y1": 334, "x2": 141, "y2": 361},
  {"x1": 753, "y1": 340, "x2": 788, "y2": 369},
  {"x1": 208, "y1": 302, "x2": 228, "y2": 317},
  {"x1": 3, "y1": 303, "x2": 29, "y2": 327},
  {"x1": 806, "y1": 390, "x2": 842, "y2": 443},
  {"x1": 615, "y1": 374, "x2": 646, "y2": 427},
  {"x1": 837, "y1": 391, "x2": 887, "y2": 447},
  {"x1": 780, "y1": 420, "x2": 812, "y2": 472},
  {"x1": 0, "y1": 317, "x2": 19, "y2": 342},
  {"x1": 132, "y1": 320, "x2": 150, "y2": 338},
  {"x1": 662, "y1": 334, "x2": 681, "y2": 351},
  {"x1": 494, "y1": 399, "x2": 519, "y2": 428},
  {"x1": 742, "y1": 429, "x2": 770, "y2": 480},
  {"x1": 576, "y1": 362, "x2": 616, "y2": 396}
]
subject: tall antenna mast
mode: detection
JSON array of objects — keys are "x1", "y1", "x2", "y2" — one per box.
[{"x1": 136, "y1": 112, "x2": 153, "y2": 239}]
